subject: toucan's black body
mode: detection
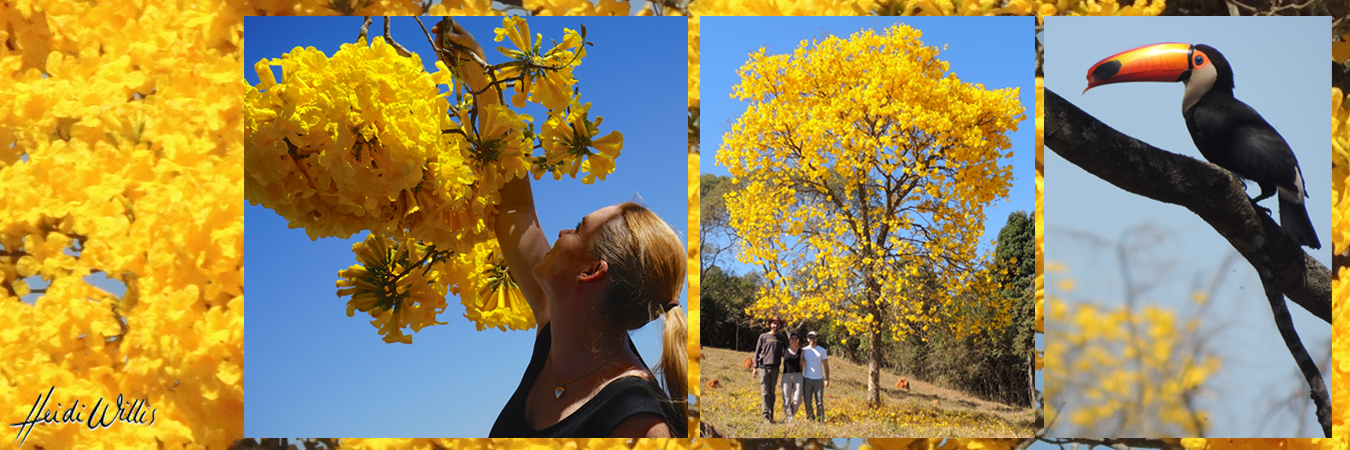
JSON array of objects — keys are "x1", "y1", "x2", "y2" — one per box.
[
  {"x1": 1086, "y1": 43, "x2": 1321, "y2": 249},
  {"x1": 1182, "y1": 75, "x2": 1320, "y2": 249}
]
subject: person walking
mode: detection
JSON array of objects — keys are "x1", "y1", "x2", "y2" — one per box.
[
  {"x1": 801, "y1": 331, "x2": 830, "y2": 423},
  {"x1": 780, "y1": 334, "x2": 804, "y2": 422},
  {"x1": 751, "y1": 318, "x2": 787, "y2": 423}
]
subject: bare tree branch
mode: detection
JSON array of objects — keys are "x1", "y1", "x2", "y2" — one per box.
[
  {"x1": 1045, "y1": 88, "x2": 1332, "y2": 437},
  {"x1": 382, "y1": 17, "x2": 412, "y2": 58},
  {"x1": 357, "y1": 16, "x2": 372, "y2": 43},
  {"x1": 1252, "y1": 242, "x2": 1332, "y2": 436},
  {"x1": 1042, "y1": 88, "x2": 1331, "y2": 324}
]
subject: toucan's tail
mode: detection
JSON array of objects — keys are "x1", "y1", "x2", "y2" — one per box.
[{"x1": 1279, "y1": 195, "x2": 1321, "y2": 249}]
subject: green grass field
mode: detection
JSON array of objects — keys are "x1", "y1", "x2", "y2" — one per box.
[{"x1": 699, "y1": 346, "x2": 1037, "y2": 438}]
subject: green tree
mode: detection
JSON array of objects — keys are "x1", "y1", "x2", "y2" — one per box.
[
  {"x1": 701, "y1": 265, "x2": 761, "y2": 351},
  {"x1": 994, "y1": 211, "x2": 1036, "y2": 407}
]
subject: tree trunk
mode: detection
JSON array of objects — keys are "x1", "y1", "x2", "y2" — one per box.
[
  {"x1": 1027, "y1": 353, "x2": 1036, "y2": 408},
  {"x1": 868, "y1": 327, "x2": 881, "y2": 406},
  {"x1": 858, "y1": 175, "x2": 883, "y2": 408}
]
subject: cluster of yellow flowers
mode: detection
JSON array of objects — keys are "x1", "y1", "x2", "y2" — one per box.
[
  {"x1": 247, "y1": 36, "x2": 461, "y2": 243},
  {"x1": 1176, "y1": 439, "x2": 1345, "y2": 450},
  {"x1": 1337, "y1": 89, "x2": 1348, "y2": 255},
  {"x1": 245, "y1": 17, "x2": 623, "y2": 340},
  {"x1": 688, "y1": 152, "x2": 704, "y2": 423},
  {"x1": 1332, "y1": 68, "x2": 1349, "y2": 450},
  {"x1": 1043, "y1": 264, "x2": 1222, "y2": 436},
  {"x1": 0, "y1": 0, "x2": 243, "y2": 447}
]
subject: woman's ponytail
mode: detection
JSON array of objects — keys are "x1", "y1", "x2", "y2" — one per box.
[{"x1": 658, "y1": 304, "x2": 688, "y2": 422}]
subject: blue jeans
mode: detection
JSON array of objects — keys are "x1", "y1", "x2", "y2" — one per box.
[
  {"x1": 781, "y1": 372, "x2": 803, "y2": 421},
  {"x1": 803, "y1": 377, "x2": 825, "y2": 422}
]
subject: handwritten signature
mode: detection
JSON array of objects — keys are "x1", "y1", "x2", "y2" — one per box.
[{"x1": 9, "y1": 386, "x2": 156, "y2": 446}]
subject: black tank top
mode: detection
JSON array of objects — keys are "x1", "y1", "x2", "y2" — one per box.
[
  {"x1": 783, "y1": 349, "x2": 803, "y2": 373},
  {"x1": 489, "y1": 323, "x2": 688, "y2": 437}
]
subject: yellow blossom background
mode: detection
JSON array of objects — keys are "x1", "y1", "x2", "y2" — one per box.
[
  {"x1": 0, "y1": 0, "x2": 243, "y2": 447},
  {"x1": 0, "y1": 0, "x2": 1346, "y2": 446}
]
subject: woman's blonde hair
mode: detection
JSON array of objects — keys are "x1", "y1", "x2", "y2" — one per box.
[{"x1": 588, "y1": 202, "x2": 688, "y2": 423}]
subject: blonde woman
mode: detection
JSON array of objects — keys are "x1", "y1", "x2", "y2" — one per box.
[
  {"x1": 781, "y1": 333, "x2": 804, "y2": 422},
  {"x1": 433, "y1": 19, "x2": 689, "y2": 438}
]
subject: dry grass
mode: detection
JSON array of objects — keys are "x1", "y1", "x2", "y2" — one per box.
[{"x1": 699, "y1": 346, "x2": 1037, "y2": 438}]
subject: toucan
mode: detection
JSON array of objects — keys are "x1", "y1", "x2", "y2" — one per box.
[{"x1": 1083, "y1": 43, "x2": 1320, "y2": 249}]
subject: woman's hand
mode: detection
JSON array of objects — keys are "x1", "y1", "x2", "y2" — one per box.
[
  {"x1": 431, "y1": 18, "x2": 499, "y2": 108},
  {"x1": 432, "y1": 18, "x2": 485, "y2": 66}
]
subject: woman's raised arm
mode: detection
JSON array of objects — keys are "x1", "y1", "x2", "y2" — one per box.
[
  {"x1": 493, "y1": 176, "x2": 551, "y2": 329},
  {"x1": 435, "y1": 19, "x2": 549, "y2": 328}
]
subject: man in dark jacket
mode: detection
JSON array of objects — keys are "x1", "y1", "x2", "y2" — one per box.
[{"x1": 750, "y1": 317, "x2": 787, "y2": 423}]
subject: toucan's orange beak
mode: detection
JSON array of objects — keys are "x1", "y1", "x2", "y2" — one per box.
[{"x1": 1084, "y1": 43, "x2": 1194, "y2": 93}]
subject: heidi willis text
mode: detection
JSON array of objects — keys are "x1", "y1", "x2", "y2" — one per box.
[{"x1": 9, "y1": 386, "x2": 156, "y2": 446}]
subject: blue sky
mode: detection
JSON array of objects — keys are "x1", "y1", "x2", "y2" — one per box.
[
  {"x1": 699, "y1": 15, "x2": 1040, "y2": 410},
  {"x1": 1042, "y1": 16, "x2": 1330, "y2": 438},
  {"x1": 243, "y1": 16, "x2": 687, "y2": 437}
]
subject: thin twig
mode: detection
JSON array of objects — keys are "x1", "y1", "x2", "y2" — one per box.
[
  {"x1": 414, "y1": 16, "x2": 437, "y2": 55},
  {"x1": 358, "y1": 16, "x2": 372, "y2": 43},
  {"x1": 383, "y1": 16, "x2": 412, "y2": 57}
]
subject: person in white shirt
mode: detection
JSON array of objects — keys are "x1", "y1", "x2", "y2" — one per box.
[{"x1": 801, "y1": 331, "x2": 830, "y2": 423}]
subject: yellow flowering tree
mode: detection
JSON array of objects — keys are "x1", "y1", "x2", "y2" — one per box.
[
  {"x1": 245, "y1": 17, "x2": 624, "y2": 343},
  {"x1": 716, "y1": 24, "x2": 1023, "y2": 406},
  {"x1": 0, "y1": 0, "x2": 244, "y2": 447}
]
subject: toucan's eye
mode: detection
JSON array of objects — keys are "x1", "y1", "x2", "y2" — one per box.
[{"x1": 1194, "y1": 55, "x2": 1204, "y2": 66}]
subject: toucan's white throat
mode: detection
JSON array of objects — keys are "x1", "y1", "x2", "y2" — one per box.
[{"x1": 1182, "y1": 62, "x2": 1217, "y2": 113}]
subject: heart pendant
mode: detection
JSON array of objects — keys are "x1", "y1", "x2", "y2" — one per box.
[{"x1": 555, "y1": 386, "x2": 565, "y2": 399}]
